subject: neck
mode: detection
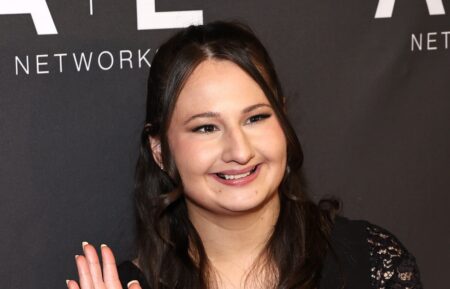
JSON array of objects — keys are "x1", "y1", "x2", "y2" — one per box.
[{"x1": 186, "y1": 192, "x2": 280, "y2": 287}]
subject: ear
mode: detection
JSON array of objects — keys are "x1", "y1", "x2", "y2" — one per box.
[{"x1": 148, "y1": 136, "x2": 163, "y2": 170}]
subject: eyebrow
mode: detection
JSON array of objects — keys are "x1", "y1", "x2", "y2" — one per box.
[{"x1": 183, "y1": 103, "x2": 272, "y2": 125}]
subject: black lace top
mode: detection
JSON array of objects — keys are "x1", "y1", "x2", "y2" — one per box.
[
  {"x1": 118, "y1": 217, "x2": 422, "y2": 289},
  {"x1": 367, "y1": 224, "x2": 422, "y2": 289}
]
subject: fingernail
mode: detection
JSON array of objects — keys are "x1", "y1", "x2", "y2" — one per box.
[
  {"x1": 74, "y1": 255, "x2": 79, "y2": 260},
  {"x1": 66, "y1": 279, "x2": 70, "y2": 286},
  {"x1": 82, "y1": 241, "x2": 88, "y2": 249},
  {"x1": 127, "y1": 280, "x2": 139, "y2": 288},
  {"x1": 100, "y1": 244, "x2": 107, "y2": 248}
]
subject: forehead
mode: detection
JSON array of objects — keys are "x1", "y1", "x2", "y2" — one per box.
[{"x1": 173, "y1": 59, "x2": 268, "y2": 116}]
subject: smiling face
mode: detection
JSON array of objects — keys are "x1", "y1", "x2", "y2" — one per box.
[{"x1": 164, "y1": 59, "x2": 287, "y2": 218}]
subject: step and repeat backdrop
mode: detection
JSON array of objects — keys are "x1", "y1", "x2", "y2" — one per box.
[{"x1": 1, "y1": 1, "x2": 448, "y2": 288}]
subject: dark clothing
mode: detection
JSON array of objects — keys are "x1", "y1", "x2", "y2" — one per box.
[{"x1": 118, "y1": 217, "x2": 422, "y2": 288}]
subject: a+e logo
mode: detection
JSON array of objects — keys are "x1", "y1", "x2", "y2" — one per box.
[
  {"x1": 0, "y1": 0, "x2": 203, "y2": 35},
  {"x1": 375, "y1": 0, "x2": 446, "y2": 18}
]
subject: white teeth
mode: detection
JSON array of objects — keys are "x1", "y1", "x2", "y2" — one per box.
[
  {"x1": 222, "y1": 171, "x2": 251, "y2": 180},
  {"x1": 217, "y1": 166, "x2": 258, "y2": 180}
]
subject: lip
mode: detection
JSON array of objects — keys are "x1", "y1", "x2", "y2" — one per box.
[
  {"x1": 215, "y1": 165, "x2": 258, "y2": 175},
  {"x1": 210, "y1": 164, "x2": 261, "y2": 186}
]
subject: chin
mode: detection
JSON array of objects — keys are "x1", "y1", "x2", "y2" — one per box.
[{"x1": 217, "y1": 190, "x2": 278, "y2": 215}]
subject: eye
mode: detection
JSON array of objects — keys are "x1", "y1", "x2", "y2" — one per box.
[
  {"x1": 246, "y1": 113, "x2": 272, "y2": 124},
  {"x1": 192, "y1": 124, "x2": 218, "y2": 134}
]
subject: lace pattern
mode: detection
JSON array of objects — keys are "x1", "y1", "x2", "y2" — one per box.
[{"x1": 367, "y1": 224, "x2": 423, "y2": 289}]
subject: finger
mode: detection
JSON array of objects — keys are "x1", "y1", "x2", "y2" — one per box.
[
  {"x1": 127, "y1": 280, "x2": 142, "y2": 289},
  {"x1": 75, "y1": 255, "x2": 95, "y2": 289},
  {"x1": 82, "y1": 242, "x2": 106, "y2": 289},
  {"x1": 66, "y1": 279, "x2": 81, "y2": 289},
  {"x1": 100, "y1": 244, "x2": 122, "y2": 289}
]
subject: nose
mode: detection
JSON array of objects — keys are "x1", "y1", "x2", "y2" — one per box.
[{"x1": 221, "y1": 126, "x2": 255, "y2": 164}]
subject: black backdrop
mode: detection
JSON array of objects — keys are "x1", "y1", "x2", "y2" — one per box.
[{"x1": 1, "y1": 1, "x2": 449, "y2": 288}]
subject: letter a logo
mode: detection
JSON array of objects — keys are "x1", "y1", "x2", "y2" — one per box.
[
  {"x1": 0, "y1": 0, "x2": 57, "y2": 34},
  {"x1": 136, "y1": 0, "x2": 203, "y2": 30},
  {"x1": 375, "y1": 0, "x2": 446, "y2": 18}
]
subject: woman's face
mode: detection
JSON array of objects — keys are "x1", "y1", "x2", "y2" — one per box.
[{"x1": 166, "y1": 59, "x2": 287, "y2": 217}]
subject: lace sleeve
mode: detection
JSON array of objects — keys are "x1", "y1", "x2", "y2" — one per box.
[{"x1": 367, "y1": 224, "x2": 423, "y2": 289}]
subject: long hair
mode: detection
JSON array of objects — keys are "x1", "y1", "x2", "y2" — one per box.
[{"x1": 134, "y1": 21, "x2": 336, "y2": 289}]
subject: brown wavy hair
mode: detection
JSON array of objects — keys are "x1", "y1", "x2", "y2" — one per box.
[{"x1": 134, "y1": 21, "x2": 336, "y2": 289}]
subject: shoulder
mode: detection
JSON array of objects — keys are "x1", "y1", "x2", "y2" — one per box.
[
  {"x1": 365, "y1": 222, "x2": 423, "y2": 289},
  {"x1": 328, "y1": 217, "x2": 423, "y2": 289},
  {"x1": 117, "y1": 260, "x2": 151, "y2": 289}
]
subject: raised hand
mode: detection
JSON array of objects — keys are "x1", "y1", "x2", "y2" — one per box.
[{"x1": 66, "y1": 242, "x2": 141, "y2": 289}]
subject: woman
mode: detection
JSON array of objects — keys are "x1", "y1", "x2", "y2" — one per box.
[{"x1": 66, "y1": 21, "x2": 422, "y2": 289}]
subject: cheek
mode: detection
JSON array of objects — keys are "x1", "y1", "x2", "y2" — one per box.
[
  {"x1": 258, "y1": 122, "x2": 287, "y2": 164},
  {"x1": 169, "y1": 135, "x2": 219, "y2": 178}
]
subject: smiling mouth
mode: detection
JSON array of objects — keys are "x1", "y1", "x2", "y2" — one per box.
[{"x1": 216, "y1": 165, "x2": 258, "y2": 180}]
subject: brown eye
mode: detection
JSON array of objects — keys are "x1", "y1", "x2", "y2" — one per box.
[
  {"x1": 246, "y1": 113, "x2": 271, "y2": 124},
  {"x1": 192, "y1": 124, "x2": 218, "y2": 134}
]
